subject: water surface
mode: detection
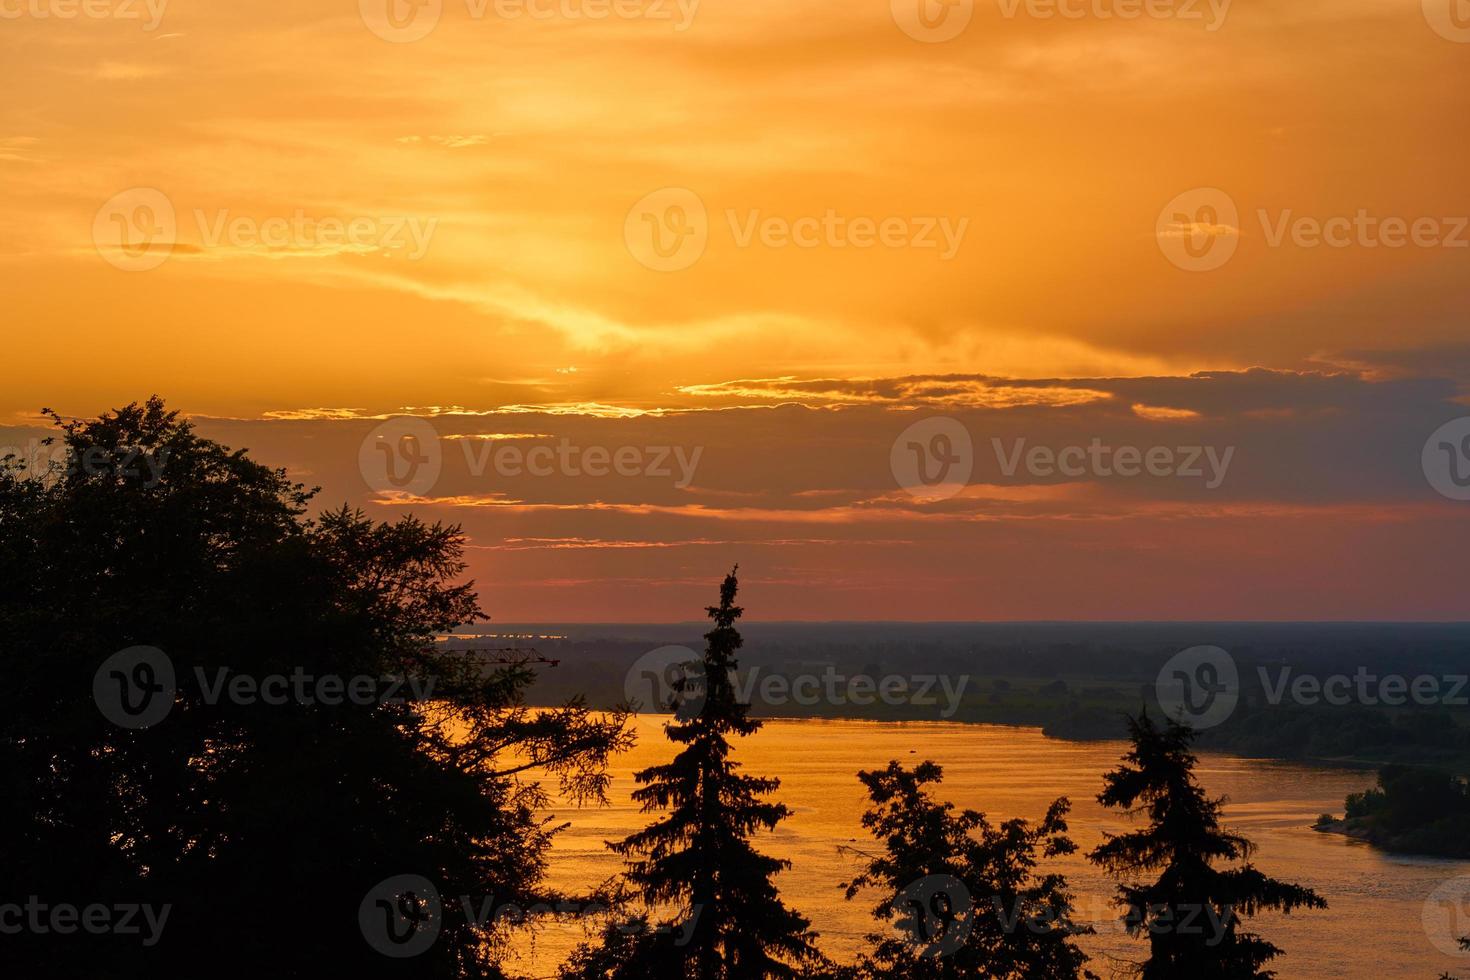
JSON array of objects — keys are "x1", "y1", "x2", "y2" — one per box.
[{"x1": 510, "y1": 718, "x2": 1469, "y2": 978}]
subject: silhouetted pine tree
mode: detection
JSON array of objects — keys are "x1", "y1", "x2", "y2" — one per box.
[
  {"x1": 571, "y1": 568, "x2": 822, "y2": 979},
  {"x1": 1089, "y1": 712, "x2": 1326, "y2": 979},
  {"x1": 843, "y1": 761, "x2": 1094, "y2": 980},
  {"x1": 1440, "y1": 936, "x2": 1470, "y2": 979}
]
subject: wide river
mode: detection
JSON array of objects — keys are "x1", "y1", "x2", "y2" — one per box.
[{"x1": 504, "y1": 717, "x2": 1470, "y2": 978}]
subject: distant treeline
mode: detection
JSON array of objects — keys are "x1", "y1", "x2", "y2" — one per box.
[{"x1": 480, "y1": 622, "x2": 1470, "y2": 772}]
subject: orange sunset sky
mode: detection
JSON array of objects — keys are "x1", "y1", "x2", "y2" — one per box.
[{"x1": 2, "y1": 0, "x2": 1468, "y2": 620}]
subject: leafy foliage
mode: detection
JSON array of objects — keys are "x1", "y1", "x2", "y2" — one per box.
[
  {"x1": 0, "y1": 398, "x2": 633, "y2": 978},
  {"x1": 842, "y1": 761, "x2": 1095, "y2": 979}
]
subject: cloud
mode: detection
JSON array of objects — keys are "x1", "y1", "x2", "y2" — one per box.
[{"x1": 1132, "y1": 403, "x2": 1203, "y2": 421}]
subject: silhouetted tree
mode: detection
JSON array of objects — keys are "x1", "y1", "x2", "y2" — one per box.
[
  {"x1": 566, "y1": 568, "x2": 822, "y2": 979},
  {"x1": 1439, "y1": 936, "x2": 1470, "y2": 980},
  {"x1": 842, "y1": 761, "x2": 1094, "y2": 979},
  {"x1": 1089, "y1": 712, "x2": 1325, "y2": 979},
  {"x1": 0, "y1": 398, "x2": 633, "y2": 978}
]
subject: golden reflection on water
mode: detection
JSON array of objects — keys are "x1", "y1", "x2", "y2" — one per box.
[{"x1": 501, "y1": 717, "x2": 1467, "y2": 978}]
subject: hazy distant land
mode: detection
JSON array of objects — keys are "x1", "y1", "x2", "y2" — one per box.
[{"x1": 452, "y1": 622, "x2": 1470, "y2": 773}]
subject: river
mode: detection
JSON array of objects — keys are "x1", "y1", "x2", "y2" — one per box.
[{"x1": 503, "y1": 717, "x2": 1470, "y2": 978}]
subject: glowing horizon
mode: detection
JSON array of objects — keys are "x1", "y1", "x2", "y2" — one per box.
[{"x1": 3, "y1": 0, "x2": 1468, "y2": 619}]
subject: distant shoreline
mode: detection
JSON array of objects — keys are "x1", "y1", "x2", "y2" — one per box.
[{"x1": 1311, "y1": 817, "x2": 1470, "y2": 861}]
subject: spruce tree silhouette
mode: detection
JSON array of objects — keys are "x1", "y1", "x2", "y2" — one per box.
[
  {"x1": 0, "y1": 398, "x2": 633, "y2": 979},
  {"x1": 1089, "y1": 712, "x2": 1326, "y2": 979},
  {"x1": 566, "y1": 568, "x2": 823, "y2": 979},
  {"x1": 842, "y1": 761, "x2": 1095, "y2": 980}
]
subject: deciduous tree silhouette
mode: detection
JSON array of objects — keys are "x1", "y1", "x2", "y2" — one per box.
[
  {"x1": 842, "y1": 761, "x2": 1094, "y2": 980},
  {"x1": 0, "y1": 398, "x2": 632, "y2": 978},
  {"x1": 1089, "y1": 712, "x2": 1325, "y2": 979},
  {"x1": 566, "y1": 568, "x2": 823, "y2": 979}
]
